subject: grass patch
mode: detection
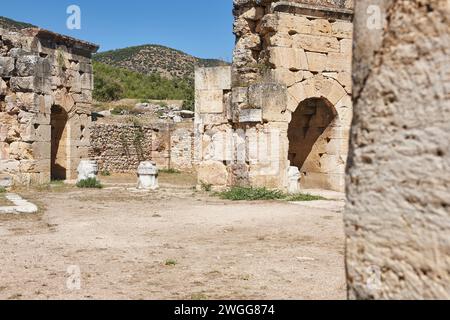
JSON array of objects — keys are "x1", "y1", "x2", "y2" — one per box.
[
  {"x1": 216, "y1": 187, "x2": 326, "y2": 202},
  {"x1": 50, "y1": 180, "x2": 65, "y2": 185},
  {"x1": 217, "y1": 187, "x2": 285, "y2": 201},
  {"x1": 285, "y1": 193, "x2": 325, "y2": 201},
  {"x1": 165, "y1": 259, "x2": 178, "y2": 266},
  {"x1": 0, "y1": 187, "x2": 6, "y2": 194},
  {"x1": 191, "y1": 293, "x2": 208, "y2": 300},
  {"x1": 100, "y1": 170, "x2": 111, "y2": 177},
  {"x1": 159, "y1": 168, "x2": 181, "y2": 174},
  {"x1": 76, "y1": 178, "x2": 103, "y2": 189}
]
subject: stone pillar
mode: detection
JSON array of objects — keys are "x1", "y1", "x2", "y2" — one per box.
[
  {"x1": 137, "y1": 161, "x2": 159, "y2": 190},
  {"x1": 346, "y1": 0, "x2": 450, "y2": 299},
  {"x1": 77, "y1": 160, "x2": 98, "y2": 182}
]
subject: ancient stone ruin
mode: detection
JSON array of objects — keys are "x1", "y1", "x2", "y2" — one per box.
[
  {"x1": 0, "y1": 27, "x2": 98, "y2": 185},
  {"x1": 195, "y1": 0, "x2": 353, "y2": 192},
  {"x1": 1, "y1": 0, "x2": 448, "y2": 300}
]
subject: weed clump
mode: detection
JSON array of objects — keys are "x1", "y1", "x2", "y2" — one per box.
[
  {"x1": 217, "y1": 187, "x2": 285, "y2": 201},
  {"x1": 165, "y1": 259, "x2": 177, "y2": 266},
  {"x1": 76, "y1": 178, "x2": 103, "y2": 189},
  {"x1": 160, "y1": 168, "x2": 181, "y2": 174},
  {"x1": 217, "y1": 187, "x2": 326, "y2": 202}
]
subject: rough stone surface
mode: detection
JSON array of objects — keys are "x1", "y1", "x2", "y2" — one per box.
[
  {"x1": 89, "y1": 122, "x2": 194, "y2": 173},
  {"x1": 346, "y1": 0, "x2": 450, "y2": 299},
  {"x1": 0, "y1": 193, "x2": 38, "y2": 214}
]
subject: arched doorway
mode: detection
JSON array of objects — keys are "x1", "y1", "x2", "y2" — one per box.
[
  {"x1": 288, "y1": 98, "x2": 337, "y2": 189},
  {"x1": 50, "y1": 105, "x2": 69, "y2": 180}
]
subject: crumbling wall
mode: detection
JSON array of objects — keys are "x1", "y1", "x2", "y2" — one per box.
[
  {"x1": 0, "y1": 27, "x2": 97, "y2": 185},
  {"x1": 196, "y1": 1, "x2": 353, "y2": 192},
  {"x1": 90, "y1": 122, "x2": 194, "y2": 173},
  {"x1": 346, "y1": 0, "x2": 450, "y2": 299}
]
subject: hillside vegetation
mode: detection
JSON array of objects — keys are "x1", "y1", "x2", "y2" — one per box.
[
  {"x1": 93, "y1": 45, "x2": 229, "y2": 109},
  {"x1": 93, "y1": 44, "x2": 228, "y2": 80},
  {"x1": 93, "y1": 61, "x2": 194, "y2": 109},
  {"x1": 0, "y1": 16, "x2": 36, "y2": 31}
]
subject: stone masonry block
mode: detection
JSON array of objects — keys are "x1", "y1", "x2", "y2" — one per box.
[
  {"x1": 196, "y1": 89, "x2": 224, "y2": 114},
  {"x1": 195, "y1": 67, "x2": 232, "y2": 91},
  {"x1": 269, "y1": 47, "x2": 308, "y2": 71},
  {"x1": 292, "y1": 34, "x2": 340, "y2": 53},
  {"x1": 306, "y1": 52, "x2": 327, "y2": 72},
  {"x1": 248, "y1": 83, "x2": 287, "y2": 122},
  {"x1": 0, "y1": 57, "x2": 15, "y2": 77},
  {"x1": 239, "y1": 108, "x2": 263, "y2": 123}
]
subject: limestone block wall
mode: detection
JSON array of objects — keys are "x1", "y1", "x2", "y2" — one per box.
[
  {"x1": 90, "y1": 122, "x2": 194, "y2": 173},
  {"x1": 194, "y1": 66, "x2": 233, "y2": 188},
  {"x1": 0, "y1": 27, "x2": 98, "y2": 185},
  {"x1": 346, "y1": 0, "x2": 450, "y2": 299},
  {"x1": 195, "y1": 1, "x2": 353, "y2": 192}
]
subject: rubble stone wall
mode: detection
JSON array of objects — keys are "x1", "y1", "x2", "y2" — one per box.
[
  {"x1": 195, "y1": 0, "x2": 353, "y2": 192},
  {"x1": 0, "y1": 27, "x2": 98, "y2": 185},
  {"x1": 346, "y1": 0, "x2": 450, "y2": 299},
  {"x1": 90, "y1": 122, "x2": 194, "y2": 173}
]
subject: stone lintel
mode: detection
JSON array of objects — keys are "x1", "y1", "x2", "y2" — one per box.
[
  {"x1": 272, "y1": 1, "x2": 354, "y2": 21},
  {"x1": 21, "y1": 28, "x2": 99, "y2": 54}
]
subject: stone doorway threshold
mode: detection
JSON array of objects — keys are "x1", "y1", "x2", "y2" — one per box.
[{"x1": 0, "y1": 193, "x2": 38, "y2": 214}]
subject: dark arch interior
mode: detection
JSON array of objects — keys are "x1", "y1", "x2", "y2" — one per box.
[
  {"x1": 50, "y1": 105, "x2": 69, "y2": 181},
  {"x1": 288, "y1": 98, "x2": 337, "y2": 175}
]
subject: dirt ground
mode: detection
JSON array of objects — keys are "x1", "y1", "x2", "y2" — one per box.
[{"x1": 0, "y1": 173, "x2": 346, "y2": 300}]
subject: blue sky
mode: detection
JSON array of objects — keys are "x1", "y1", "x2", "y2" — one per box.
[{"x1": 1, "y1": 0, "x2": 235, "y2": 61}]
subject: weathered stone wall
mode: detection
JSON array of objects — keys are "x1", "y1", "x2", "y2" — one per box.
[
  {"x1": 346, "y1": 0, "x2": 450, "y2": 299},
  {"x1": 90, "y1": 122, "x2": 194, "y2": 173},
  {"x1": 0, "y1": 27, "x2": 97, "y2": 185},
  {"x1": 195, "y1": 1, "x2": 353, "y2": 192}
]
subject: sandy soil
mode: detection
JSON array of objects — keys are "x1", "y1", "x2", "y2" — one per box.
[
  {"x1": 0, "y1": 174, "x2": 346, "y2": 300},
  {"x1": 0, "y1": 194, "x2": 12, "y2": 206}
]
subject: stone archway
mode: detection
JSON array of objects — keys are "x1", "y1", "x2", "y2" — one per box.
[
  {"x1": 288, "y1": 97, "x2": 338, "y2": 190},
  {"x1": 50, "y1": 105, "x2": 69, "y2": 180}
]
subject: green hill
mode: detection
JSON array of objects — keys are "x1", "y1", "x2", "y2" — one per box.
[
  {"x1": 92, "y1": 45, "x2": 229, "y2": 107},
  {"x1": 0, "y1": 16, "x2": 36, "y2": 31},
  {"x1": 93, "y1": 44, "x2": 229, "y2": 80},
  {"x1": 93, "y1": 61, "x2": 194, "y2": 109}
]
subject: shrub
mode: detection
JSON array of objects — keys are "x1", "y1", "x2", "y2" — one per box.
[
  {"x1": 182, "y1": 99, "x2": 194, "y2": 111},
  {"x1": 218, "y1": 187, "x2": 285, "y2": 201},
  {"x1": 76, "y1": 178, "x2": 103, "y2": 189},
  {"x1": 111, "y1": 106, "x2": 128, "y2": 115},
  {"x1": 100, "y1": 170, "x2": 111, "y2": 177},
  {"x1": 93, "y1": 61, "x2": 195, "y2": 104},
  {"x1": 284, "y1": 193, "x2": 325, "y2": 202},
  {"x1": 217, "y1": 187, "x2": 326, "y2": 202},
  {"x1": 93, "y1": 72, "x2": 124, "y2": 102},
  {"x1": 0, "y1": 186, "x2": 7, "y2": 193},
  {"x1": 165, "y1": 259, "x2": 177, "y2": 266}
]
